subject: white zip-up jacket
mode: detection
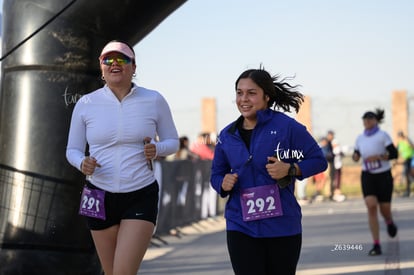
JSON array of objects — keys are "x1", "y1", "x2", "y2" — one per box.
[{"x1": 66, "y1": 83, "x2": 179, "y2": 193}]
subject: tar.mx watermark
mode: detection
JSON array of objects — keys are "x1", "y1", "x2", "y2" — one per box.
[{"x1": 62, "y1": 86, "x2": 91, "y2": 107}]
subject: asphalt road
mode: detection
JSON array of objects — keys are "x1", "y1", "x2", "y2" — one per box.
[{"x1": 140, "y1": 196, "x2": 414, "y2": 275}]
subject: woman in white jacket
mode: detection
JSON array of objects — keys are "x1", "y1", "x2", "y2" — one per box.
[{"x1": 66, "y1": 40, "x2": 179, "y2": 275}]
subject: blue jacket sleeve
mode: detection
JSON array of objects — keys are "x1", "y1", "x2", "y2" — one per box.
[
  {"x1": 292, "y1": 123, "x2": 328, "y2": 179},
  {"x1": 210, "y1": 133, "x2": 232, "y2": 198}
]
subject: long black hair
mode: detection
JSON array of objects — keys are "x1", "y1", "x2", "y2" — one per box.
[
  {"x1": 235, "y1": 67, "x2": 304, "y2": 113},
  {"x1": 362, "y1": 108, "x2": 385, "y2": 123}
]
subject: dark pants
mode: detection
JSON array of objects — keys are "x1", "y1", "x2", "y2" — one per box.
[
  {"x1": 404, "y1": 158, "x2": 412, "y2": 195},
  {"x1": 328, "y1": 161, "x2": 335, "y2": 198},
  {"x1": 227, "y1": 231, "x2": 302, "y2": 275}
]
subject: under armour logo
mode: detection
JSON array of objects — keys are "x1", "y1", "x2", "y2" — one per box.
[{"x1": 270, "y1": 130, "x2": 277, "y2": 135}]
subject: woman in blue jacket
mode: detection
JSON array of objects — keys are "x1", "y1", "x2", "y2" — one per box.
[{"x1": 210, "y1": 68, "x2": 327, "y2": 275}]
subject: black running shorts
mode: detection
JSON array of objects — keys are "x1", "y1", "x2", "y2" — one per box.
[
  {"x1": 84, "y1": 181, "x2": 159, "y2": 230},
  {"x1": 361, "y1": 170, "x2": 393, "y2": 202}
]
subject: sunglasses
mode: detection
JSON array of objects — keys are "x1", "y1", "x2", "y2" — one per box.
[{"x1": 101, "y1": 56, "x2": 132, "y2": 66}]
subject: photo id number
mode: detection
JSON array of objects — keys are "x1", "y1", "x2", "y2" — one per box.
[{"x1": 331, "y1": 244, "x2": 363, "y2": 251}]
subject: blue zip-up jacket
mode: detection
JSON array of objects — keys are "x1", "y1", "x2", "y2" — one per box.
[{"x1": 211, "y1": 109, "x2": 327, "y2": 237}]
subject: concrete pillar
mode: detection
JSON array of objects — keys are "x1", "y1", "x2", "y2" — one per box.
[
  {"x1": 392, "y1": 90, "x2": 408, "y2": 141},
  {"x1": 296, "y1": 95, "x2": 313, "y2": 135},
  {"x1": 201, "y1": 97, "x2": 217, "y2": 134}
]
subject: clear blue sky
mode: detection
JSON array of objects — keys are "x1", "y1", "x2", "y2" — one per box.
[{"x1": 134, "y1": 0, "x2": 414, "y2": 146}]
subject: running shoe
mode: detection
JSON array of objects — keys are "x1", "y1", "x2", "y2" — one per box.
[
  {"x1": 368, "y1": 244, "x2": 382, "y2": 256},
  {"x1": 387, "y1": 222, "x2": 398, "y2": 238},
  {"x1": 332, "y1": 194, "x2": 346, "y2": 202}
]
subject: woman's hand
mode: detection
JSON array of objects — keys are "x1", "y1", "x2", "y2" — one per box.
[
  {"x1": 143, "y1": 137, "x2": 156, "y2": 160},
  {"x1": 81, "y1": 156, "x2": 101, "y2": 175},
  {"x1": 221, "y1": 173, "x2": 238, "y2": 192},
  {"x1": 265, "y1": 156, "x2": 289, "y2": 180},
  {"x1": 352, "y1": 152, "x2": 360, "y2": 162}
]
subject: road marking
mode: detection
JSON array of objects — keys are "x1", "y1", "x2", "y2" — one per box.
[{"x1": 144, "y1": 247, "x2": 173, "y2": 261}]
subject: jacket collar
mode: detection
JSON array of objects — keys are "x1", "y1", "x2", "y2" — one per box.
[{"x1": 228, "y1": 109, "x2": 274, "y2": 134}]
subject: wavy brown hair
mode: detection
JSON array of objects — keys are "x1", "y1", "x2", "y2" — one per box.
[{"x1": 235, "y1": 66, "x2": 304, "y2": 113}]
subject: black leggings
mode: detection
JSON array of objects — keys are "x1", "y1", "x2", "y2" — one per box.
[{"x1": 227, "y1": 230, "x2": 302, "y2": 275}]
